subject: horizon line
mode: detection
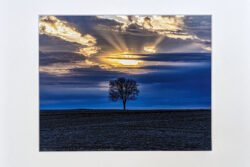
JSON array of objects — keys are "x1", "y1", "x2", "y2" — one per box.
[{"x1": 40, "y1": 108, "x2": 211, "y2": 111}]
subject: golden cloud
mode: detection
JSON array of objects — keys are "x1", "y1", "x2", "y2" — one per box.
[
  {"x1": 39, "y1": 16, "x2": 99, "y2": 56},
  {"x1": 39, "y1": 16, "x2": 210, "y2": 76},
  {"x1": 202, "y1": 45, "x2": 212, "y2": 52},
  {"x1": 78, "y1": 46, "x2": 100, "y2": 57},
  {"x1": 97, "y1": 15, "x2": 195, "y2": 40},
  {"x1": 144, "y1": 45, "x2": 156, "y2": 53}
]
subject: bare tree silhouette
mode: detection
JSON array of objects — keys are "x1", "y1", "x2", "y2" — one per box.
[{"x1": 109, "y1": 77, "x2": 139, "y2": 111}]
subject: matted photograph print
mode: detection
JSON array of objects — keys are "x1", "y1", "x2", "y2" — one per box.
[{"x1": 39, "y1": 15, "x2": 211, "y2": 151}]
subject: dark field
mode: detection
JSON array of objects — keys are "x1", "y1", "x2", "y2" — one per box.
[{"x1": 40, "y1": 109, "x2": 211, "y2": 151}]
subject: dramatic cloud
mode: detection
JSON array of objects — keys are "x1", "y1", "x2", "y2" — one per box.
[
  {"x1": 39, "y1": 15, "x2": 211, "y2": 76},
  {"x1": 39, "y1": 16, "x2": 100, "y2": 56},
  {"x1": 96, "y1": 15, "x2": 211, "y2": 53},
  {"x1": 39, "y1": 15, "x2": 211, "y2": 110},
  {"x1": 97, "y1": 16, "x2": 195, "y2": 40},
  {"x1": 78, "y1": 46, "x2": 100, "y2": 57}
]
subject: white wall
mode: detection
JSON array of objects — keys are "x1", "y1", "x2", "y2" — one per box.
[{"x1": 0, "y1": 0, "x2": 250, "y2": 166}]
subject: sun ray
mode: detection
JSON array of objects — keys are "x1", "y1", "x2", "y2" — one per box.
[
  {"x1": 95, "y1": 30, "x2": 122, "y2": 51},
  {"x1": 111, "y1": 32, "x2": 128, "y2": 51}
]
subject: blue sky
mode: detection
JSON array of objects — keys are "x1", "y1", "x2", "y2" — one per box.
[{"x1": 39, "y1": 16, "x2": 211, "y2": 110}]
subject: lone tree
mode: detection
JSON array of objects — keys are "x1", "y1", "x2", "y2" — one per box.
[{"x1": 109, "y1": 77, "x2": 139, "y2": 111}]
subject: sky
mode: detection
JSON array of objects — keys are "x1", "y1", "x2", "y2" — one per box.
[{"x1": 39, "y1": 15, "x2": 211, "y2": 110}]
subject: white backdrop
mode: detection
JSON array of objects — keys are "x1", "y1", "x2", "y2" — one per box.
[{"x1": 0, "y1": 0, "x2": 250, "y2": 167}]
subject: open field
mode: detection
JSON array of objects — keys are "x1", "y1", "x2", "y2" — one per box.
[{"x1": 40, "y1": 109, "x2": 211, "y2": 151}]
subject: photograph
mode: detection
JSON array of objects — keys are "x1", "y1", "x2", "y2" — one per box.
[{"x1": 39, "y1": 15, "x2": 211, "y2": 151}]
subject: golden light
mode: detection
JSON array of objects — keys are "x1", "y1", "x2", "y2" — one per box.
[
  {"x1": 100, "y1": 52, "x2": 144, "y2": 68},
  {"x1": 39, "y1": 16, "x2": 97, "y2": 46},
  {"x1": 39, "y1": 16, "x2": 210, "y2": 76},
  {"x1": 110, "y1": 59, "x2": 143, "y2": 66},
  {"x1": 39, "y1": 16, "x2": 99, "y2": 57},
  {"x1": 202, "y1": 45, "x2": 211, "y2": 52},
  {"x1": 78, "y1": 46, "x2": 100, "y2": 57},
  {"x1": 144, "y1": 45, "x2": 156, "y2": 53}
]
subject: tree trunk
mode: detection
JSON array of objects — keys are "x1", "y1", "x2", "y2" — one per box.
[{"x1": 123, "y1": 101, "x2": 126, "y2": 111}]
